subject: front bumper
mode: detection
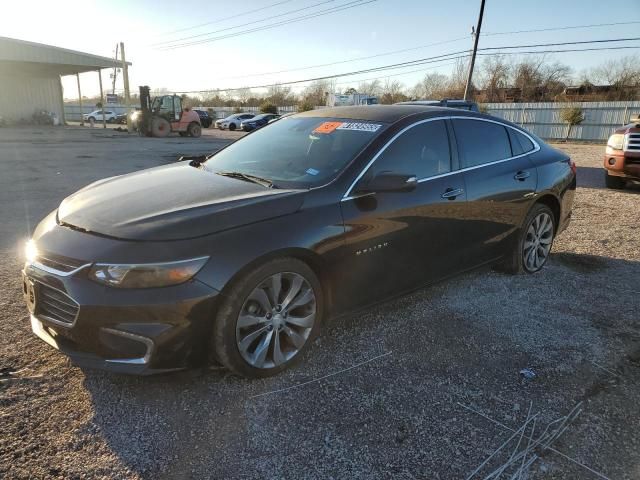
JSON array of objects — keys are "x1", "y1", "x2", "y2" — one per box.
[
  {"x1": 23, "y1": 262, "x2": 220, "y2": 375},
  {"x1": 604, "y1": 150, "x2": 640, "y2": 181}
]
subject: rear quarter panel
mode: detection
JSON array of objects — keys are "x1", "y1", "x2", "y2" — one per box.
[{"x1": 528, "y1": 143, "x2": 576, "y2": 231}]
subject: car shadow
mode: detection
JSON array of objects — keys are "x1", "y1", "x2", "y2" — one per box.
[
  {"x1": 78, "y1": 252, "x2": 640, "y2": 479},
  {"x1": 577, "y1": 166, "x2": 640, "y2": 193}
]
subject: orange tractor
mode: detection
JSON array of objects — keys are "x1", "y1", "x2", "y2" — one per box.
[{"x1": 133, "y1": 86, "x2": 202, "y2": 138}]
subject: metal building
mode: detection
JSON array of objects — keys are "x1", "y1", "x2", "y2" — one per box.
[{"x1": 0, "y1": 36, "x2": 130, "y2": 124}]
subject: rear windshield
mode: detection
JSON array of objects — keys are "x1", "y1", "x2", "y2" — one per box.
[{"x1": 204, "y1": 116, "x2": 387, "y2": 188}]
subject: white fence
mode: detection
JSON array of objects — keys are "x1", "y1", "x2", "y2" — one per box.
[
  {"x1": 64, "y1": 101, "x2": 640, "y2": 141},
  {"x1": 484, "y1": 101, "x2": 640, "y2": 142}
]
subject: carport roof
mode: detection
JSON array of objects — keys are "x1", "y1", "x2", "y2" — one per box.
[{"x1": 0, "y1": 36, "x2": 131, "y2": 75}]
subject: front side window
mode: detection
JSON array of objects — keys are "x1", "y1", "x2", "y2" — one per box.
[
  {"x1": 452, "y1": 119, "x2": 511, "y2": 167},
  {"x1": 366, "y1": 120, "x2": 451, "y2": 180},
  {"x1": 204, "y1": 117, "x2": 387, "y2": 188}
]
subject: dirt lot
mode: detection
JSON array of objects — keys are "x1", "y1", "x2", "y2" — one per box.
[{"x1": 0, "y1": 127, "x2": 638, "y2": 479}]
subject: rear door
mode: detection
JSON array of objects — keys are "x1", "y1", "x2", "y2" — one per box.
[
  {"x1": 452, "y1": 118, "x2": 538, "y2": 263},
  {"x1": 337, "y1": 119, "x2": 469, "y2": 309}
]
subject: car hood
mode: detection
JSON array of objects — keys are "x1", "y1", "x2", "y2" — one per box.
[{"x1": 57, "y1": 163, "x2": 305, "y2": 241}]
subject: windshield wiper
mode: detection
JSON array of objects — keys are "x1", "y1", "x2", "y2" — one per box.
[{"x1": 216, "y1": 171, "x2": 275, "y2": 188}]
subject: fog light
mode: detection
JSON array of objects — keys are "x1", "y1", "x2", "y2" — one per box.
[{"x1": 608, "y1": 158, "x2": 616, "y2": 166}]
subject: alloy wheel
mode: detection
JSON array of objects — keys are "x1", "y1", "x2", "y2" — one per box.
[
  {"x1": 236, "y1": 272, "x2": 316, "y2": 369},
  {"x1": 523, "y1": 212, "x2": 554, "y2": 272}
]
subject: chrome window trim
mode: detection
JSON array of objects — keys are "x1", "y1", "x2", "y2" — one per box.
[{"x1": 341, "y1": 115, "x2": 540, "y2": 201}]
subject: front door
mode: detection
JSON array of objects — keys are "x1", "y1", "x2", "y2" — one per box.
[{"x1": 335, "y1": 119, "x2": 470, "y2": 310}]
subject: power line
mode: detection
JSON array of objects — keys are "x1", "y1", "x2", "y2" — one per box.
[
  {"x1": 216, "y1": 36, "x2": 470, "y2": 80},
  {"x1": 159, "y1": 0, "x2": 296, "y2": 36},
  {"x1": 173, "y1": 38, "x2": 640, "y2": 93},
  {"x1": 153, "y1": 0, "x2": 336, "y2": 47},
  {"x1": 159, "y1": 0, "x2": 377, "y2": 50},
  {"x1": 211, "y1": 20, "x2": 640, "y2": 82},
  {"x1": 484, "y1": 20, "x2": 640, "y2": 37}
]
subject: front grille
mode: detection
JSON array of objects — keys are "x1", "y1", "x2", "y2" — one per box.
[
  {"x1": 625, "y1": 133, "x2": 640, "y2": 152},
  {"x1": 36, "y1": 251, "x2": 86, "y2": 273},
  {"x1": 37, "y1": 283, "x2": 79, "y2": 326}
]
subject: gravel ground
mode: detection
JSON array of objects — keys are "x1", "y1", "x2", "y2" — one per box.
[{"x1": 0, "y1": 129, "x2": 639, "y2": 479}]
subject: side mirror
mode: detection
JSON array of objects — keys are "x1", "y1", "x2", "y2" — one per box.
[{"x1": 357, "y1": 172, "x2": 418, "y2": 193}]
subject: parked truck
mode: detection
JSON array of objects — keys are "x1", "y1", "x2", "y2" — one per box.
[{"x1": 326, "y1": 92, "x2": 378, "y2": 107}]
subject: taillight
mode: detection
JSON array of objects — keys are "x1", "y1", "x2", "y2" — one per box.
[{"x1": 568, "y1": 159, "x2": 577, "y2": 175}]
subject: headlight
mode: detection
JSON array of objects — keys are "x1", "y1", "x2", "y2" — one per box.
[
  {"x1": 607, "y1": 134, "x2": 624, "y2": 150},
  {"x1": 25, "y1": 239, "x2": 38, "y2": 263},
  {"x1": 88, "y1": 257, "x2": 208, "y2": 288}
]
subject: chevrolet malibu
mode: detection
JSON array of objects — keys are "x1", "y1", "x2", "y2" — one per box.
[{"x1": 23, "y1": 105, "x2": 576, "y2": 378}]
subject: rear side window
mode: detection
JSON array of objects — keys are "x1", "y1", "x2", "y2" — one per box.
[
  {"x1": 452, "y1": 119, "x2": 511, "y2": 167},
  {"x1": 368, "y1": 120, "x2": 451, "y2": 180},
  {"x1": 512, "y1": 129, "x2": 535, "y2": 153}
]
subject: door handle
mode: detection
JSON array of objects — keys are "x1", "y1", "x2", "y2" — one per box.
[
  {"x1": 441, "y1": 187, "x2": 464, "y2": 200},
  {"x1": 514, "y1": 170, "x2": 531, "y2": 181}
]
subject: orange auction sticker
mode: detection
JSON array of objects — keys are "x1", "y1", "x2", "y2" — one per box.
[{"x1": 313, "y1": 121, "x2": 343, "y2": 134}]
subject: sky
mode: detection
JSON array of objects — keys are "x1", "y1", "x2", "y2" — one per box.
[{"x1": 1, "y1": 0, "x2": 639, "y2": 100}]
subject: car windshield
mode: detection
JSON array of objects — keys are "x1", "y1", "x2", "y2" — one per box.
[{"x1": 203, "y1": 116, "x2": 387, "y2": 188}]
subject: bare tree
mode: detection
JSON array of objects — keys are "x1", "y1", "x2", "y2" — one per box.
[
  {"x1": 448, "y1": 57, "x2": 470, "y2": 98},
  {"x1": 591, "y1": 55, "x2": 640, "y2": 100},
  {"x1": 478, "y1": 55, "x2": 510, "y2": 102},
  {"x1": 235, "y1": 87, "x2": 252, "y2": 106},
  {"x1": 412, "y1": 72, "x2": 448, "y2": 99},
  {"x1": 265, "y1": 83, "x2": 296, "y2": 106},
  {"x1": 301, "y1": 80, "x2": 330, "y2": 107},
  {"x1": 380, "y1": 78, "x2": 408, "y2": 104},
  {"x1": 357, "y1": 79, "x2": 382, "y2": 97}
]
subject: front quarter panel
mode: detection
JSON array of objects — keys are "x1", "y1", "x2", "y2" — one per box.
[{"x1": 195, "y1": 199, "x2": 345, "y2": 292}]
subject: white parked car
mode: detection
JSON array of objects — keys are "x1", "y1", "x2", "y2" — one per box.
[
  {"x1": 83, "y1": 110, "x2": 117, "y2": 123},
  {"x1": 214, "y1": 113, "x2": 255, "y2": 131}
]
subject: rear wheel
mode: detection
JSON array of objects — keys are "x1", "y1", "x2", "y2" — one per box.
[
  {"x1": 605, "y1": 172, "x2": 626, "y2": 189},
  {"x1": 188, "y1": 122, "x2": 202, "y2": 138},
  {"x1": 211, "y1": 258, "x2": 323, "y2": 378},
  {"x1": 500, "y1": 204, "x2": 555, "y2": 274}
]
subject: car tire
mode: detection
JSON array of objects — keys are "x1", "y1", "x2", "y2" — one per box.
[
  {"x1": 499, "y1": 203, "x2": 555, "y2": 275},
  {"x1": 228, "y1": 123, "x2": 236, "y2": 131},
  {"x1": 188, "y1": 122, "x2": 202, "y2": 138},
  {"x1": 211, "y1": 257, "x2": 323, "y2": 378},
  {"x1": 605, "y1": 172, "x2": 626, "y2": 189},
  {"x1": 88, "y1": 116, "x2": 95, "y2": 124}
]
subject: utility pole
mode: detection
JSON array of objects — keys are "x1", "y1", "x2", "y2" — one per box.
[
  {"x1": 112, "y1": 43, "x2": 119, "y2": 95},
  {"x1": 98, "y1": 70, "x2": 106, "y2": 129},
  {"x1": 463, "y1": 0, "x2": 486, "y2": 101},
  {"x1": 120, "y1": 41, "x2": 131, "y2": 130},
  {"x1": 76, "y1": 73, "x2": 84, "y2": 126}
]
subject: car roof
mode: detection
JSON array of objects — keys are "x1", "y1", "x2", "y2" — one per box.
[{"x1": 293, "y1": 104, "x2": 475, "y2": 123}]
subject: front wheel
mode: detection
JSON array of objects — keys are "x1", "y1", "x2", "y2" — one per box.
[
  {"x1": 212, "y1": 258, "x2": 323, "y2": 378},
  {"x1": 228, "y1": 123, "x2": 236, "y2": 131},
  {"x1": 605, "y1": 172, "x2": 626, "y2": 189},
  {"x1": 500, "y1": 204, "x2": 555, "y2": 274}
]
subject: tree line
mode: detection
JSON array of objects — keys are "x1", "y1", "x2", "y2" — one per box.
[{"x1": 71, "y1": 55, "x2": 639, "y2": 109}]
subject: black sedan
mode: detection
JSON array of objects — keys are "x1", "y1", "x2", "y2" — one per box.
[
  {"x1": 22, "y1": 105, "x2": 575, "y2": 377},
  {"x1": 193, "y1": 109, "x2": 213, "y2": 128},
  {"x1": 241, "y1": 113, "x2": 280, "y2": 131}
]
